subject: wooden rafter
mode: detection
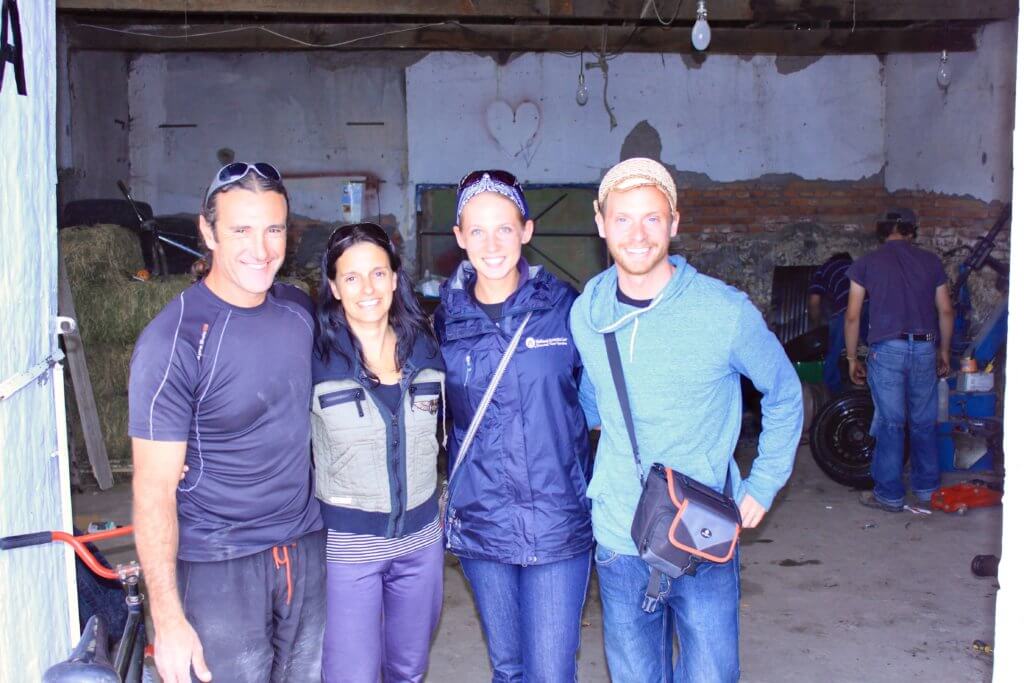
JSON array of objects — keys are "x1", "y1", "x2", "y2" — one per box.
[
  {"x1": 56, "y1": 1, "x2": 1018, "y2": 24},
  {"x1": 65, "y1": 19, "x2": 979, "y2": 55}
]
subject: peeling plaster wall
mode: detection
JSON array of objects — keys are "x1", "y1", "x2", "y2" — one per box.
[
  {"x1": 885, "y1": 20, "x2": 1017, "y2": 202},
  {"x1": 58, "y1": 49, "x2": 131, "y2": 206},
  {"x1": 405, "y1": 51, "x2": 886, "y2": 188},
  {"x1": 0, "y1": 0, "x2": 73, "y2": 677},
  {"x1": 111, "y1": 42, "x2": 1013, "y2": 273},
  {"x1": 126, "y1": 52, "x2": 409, "y2": 225}
]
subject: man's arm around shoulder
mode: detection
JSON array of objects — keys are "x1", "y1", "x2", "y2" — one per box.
[{"x1": 133, "y1": 438, "x2": 212, "y2": 683}]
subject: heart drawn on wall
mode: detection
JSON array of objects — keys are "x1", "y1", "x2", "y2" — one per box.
[{"x1": 485, "y1": 100, "x2": 541, "y2": 159}]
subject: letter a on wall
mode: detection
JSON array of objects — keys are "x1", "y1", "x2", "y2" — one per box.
[{"x1": 1, "y1": 0, "x2": 27, "y2": 96}]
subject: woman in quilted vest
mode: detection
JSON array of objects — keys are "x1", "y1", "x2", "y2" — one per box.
[{"x1": 312, "y1": 222, "x2": 445, "y2": 682}]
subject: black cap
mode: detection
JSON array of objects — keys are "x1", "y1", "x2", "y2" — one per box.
[{"x1": 879, "y1": 207, "x2": 917, "y2": 226}]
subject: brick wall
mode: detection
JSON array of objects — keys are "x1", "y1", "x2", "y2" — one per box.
[{"x1": 671, "y1": 178, "x2": 1011, "y2": 325}]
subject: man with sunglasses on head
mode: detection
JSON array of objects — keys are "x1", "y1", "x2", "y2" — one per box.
[
  {"x1": 128, "y1": 163, "x2": 325, "y2": 683},
  {"x1": 845, "y1": 208, "x2": 954, "y2": 513}
]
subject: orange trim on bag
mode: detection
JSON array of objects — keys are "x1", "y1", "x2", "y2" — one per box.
[
  {"x1": 665, "y1": 467, "x2": 740, "y2": 563},
  {"x1": 666, "y1": 467, "x2": 684, "y2": 508}
]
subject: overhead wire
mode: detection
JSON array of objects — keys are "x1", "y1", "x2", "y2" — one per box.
[
  {"x1": 649, "y1": 0, "x2": 686, "y2": 27},
  {"x1": 78, "y1": 20, "x2": 452, "y2": 48}
]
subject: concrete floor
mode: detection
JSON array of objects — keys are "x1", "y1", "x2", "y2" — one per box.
[{"x1": 72, "y1": 443, "x2": 1001, "y2": 682}]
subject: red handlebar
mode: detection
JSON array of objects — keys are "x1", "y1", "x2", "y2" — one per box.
[
  {"x1": 54, "y1": 526, "x2": 134, "y2": 581},
  {"x1": 1, "y1": 525, "x2": 134, "y2": 582}
]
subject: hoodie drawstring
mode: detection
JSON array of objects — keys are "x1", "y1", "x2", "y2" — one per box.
[
  {"x1": 272, "y1": 544, "x2": 296, "y2": 605},
  {"x1": 629, "y1": 317, "x2": 640, "y2": 363}
]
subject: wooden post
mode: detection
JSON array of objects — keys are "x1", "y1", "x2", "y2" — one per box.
[{"x1": 57, "y1": 251, "x2": 114, "y2": 490}]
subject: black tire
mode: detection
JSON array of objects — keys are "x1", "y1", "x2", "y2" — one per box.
[
  {"x1": 809, "y1": 389, "x2": 876, "y2": 489},
  {"x1": 60, "y1": 199, "x2": 153, "y2": 229},
  {"x1": 800, "y1": 381, "x2": 831, "y2": 441}
]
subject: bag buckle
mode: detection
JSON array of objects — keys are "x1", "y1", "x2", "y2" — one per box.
[{"x1": 641, "y1": 569, "x2": 662, "y2": 613}]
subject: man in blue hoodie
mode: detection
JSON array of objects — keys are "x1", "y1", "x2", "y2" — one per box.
[{"x1": 570, "y1": 158, "x2": 803, "y2": 682}]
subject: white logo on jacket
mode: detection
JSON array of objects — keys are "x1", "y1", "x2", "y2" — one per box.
[{"x1": 525, "y1": 336, "x2": 568, "y2": 349}]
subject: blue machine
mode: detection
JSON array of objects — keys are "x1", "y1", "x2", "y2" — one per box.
[{"x1": 939, "y1": 204, "x2": 1011, "y2": 471}]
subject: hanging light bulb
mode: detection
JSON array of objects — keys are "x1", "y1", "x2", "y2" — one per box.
[
  {"x1": 936, "y1": 50, "x2": 952, "y2": 89},
  {"x1": 692, "y1": 0, "x2": 711, "y2": 51},
  {"x1": 575, "y1": 52, "x2": 589, "y2": 106}
]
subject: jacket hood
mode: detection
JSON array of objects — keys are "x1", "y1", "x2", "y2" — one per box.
[
  {"x1": 437, "y1": 258, "x2": 564, "y2": 340},
  {"x1": 578, "y1": 254, "x2": 698, "y2": 333},
  {"x1": 575, "y1": 254, "x2": 698, "y2": 362}
]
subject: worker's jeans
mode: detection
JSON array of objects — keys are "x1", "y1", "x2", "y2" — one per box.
[
  {"x1": 459, "y1": 551, "x2": 591, "y2": 682},
  {"x1": 866, "y1": 339, "x2": 941, "y2": 506},
  {"x1": 595, "y1": 545, "x2": 740, "y2": 683},
  {"x1": 823, "y1": 313, "x2": 846, "y2": 394}
]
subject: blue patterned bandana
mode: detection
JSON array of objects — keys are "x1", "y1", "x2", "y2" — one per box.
[{"x1": 455, "y1": 172, "x2": 529, "y2": 222}]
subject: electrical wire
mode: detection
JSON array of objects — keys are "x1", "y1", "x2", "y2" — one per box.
[
  {"x1": 649, "y1": 0, "x2": 686, "y2": 26},
  {"x1": 80, "y1": 15, "x2": 647, "y2": 62},
  {"x1": 78, "y1": 20, "x2": 451, "y2": 48}
]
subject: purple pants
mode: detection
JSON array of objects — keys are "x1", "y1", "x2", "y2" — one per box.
[{"x1": 322, "y1": 537, "x2": 444, "y2": 682}]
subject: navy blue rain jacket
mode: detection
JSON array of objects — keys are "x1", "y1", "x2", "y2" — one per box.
[{"x1": 435, "y1": 260, "x2": 592, "y2": 565}]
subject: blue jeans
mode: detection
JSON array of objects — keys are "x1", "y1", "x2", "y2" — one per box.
[
  {"x1": 824, "y1": 314, "x2": 846, "y2": 394},
  {"x1": 459, "y1": 552, "x2": 592, "y2": 682},
  {"x1": 595, "y1": 545, "x2": 740, "y2": 683},
  {"x1": 866, "y1": 339, "x2": 941, "y2": 506}
]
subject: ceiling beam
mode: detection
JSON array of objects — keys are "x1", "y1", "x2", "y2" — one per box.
[
  {"x1": 56, "y1": 0, "x2": 1018, "y2": 24},
  {"x1": 65, "y1": 20, "x2": 978, "y2": 54}
]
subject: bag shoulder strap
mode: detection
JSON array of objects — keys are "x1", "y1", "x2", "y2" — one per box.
[
  {"x1": 604, "y1": 331, "x2": 646, "y2": 484},
  {"x1": 604, "y1": 330, "x2": 734, "y2": 499},
  {"x1": 449, "y1": 311, "x2": 533, "y2": 480}
]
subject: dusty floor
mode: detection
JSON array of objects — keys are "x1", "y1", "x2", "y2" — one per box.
[{"x1": 72, "y1": 443, "x2": 1001, "y2": 682}]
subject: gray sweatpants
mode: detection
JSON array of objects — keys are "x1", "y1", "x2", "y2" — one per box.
[{"x1": 177, "y1": 529, "x2": 326, "y2": 683}]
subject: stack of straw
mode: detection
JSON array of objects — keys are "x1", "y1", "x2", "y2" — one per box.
[{"x1": 61, "y1": 225, "x2": 192, "y2": 474}]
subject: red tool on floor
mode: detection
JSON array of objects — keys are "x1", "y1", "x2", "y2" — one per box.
[{"x1": 930, "y1": 481, "x2": 1002, "y2": 514}]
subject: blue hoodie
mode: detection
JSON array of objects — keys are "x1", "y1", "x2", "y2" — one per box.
[{"x1": 570, "y1": 255, "x2": 802, "y2": 556}]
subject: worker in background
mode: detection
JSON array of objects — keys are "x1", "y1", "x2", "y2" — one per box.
[
  {"x1": 845, "y1": 207, "x2": 954, "y2": 513},
  {"x1": 807, "y1": 251, "x2": 854, "y2": 395}
]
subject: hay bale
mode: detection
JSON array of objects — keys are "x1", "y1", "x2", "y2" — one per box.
[
  {"x1": 84, "y1": 345, "x2": 133, "y2": 399},
  {"x1": 60, "y1": 224, "x2": 144, "y2": 284},
  {"x1": 66, "y1": 390, "x2": 132, "y2": 473},
  {"x1": 72, "y1": 275, "x2": 193, "y2": 347}
]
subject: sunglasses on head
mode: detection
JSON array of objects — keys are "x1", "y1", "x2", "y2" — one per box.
[
  {"x1": 205, "y1": 162, "x2": 282, "y2": 203},
  {"x1": 326, "y1": 222, "x2": 393, "y2": 251},
  {"x1": 457, "y1": 169, "x2": 521, "y2": 191}
]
